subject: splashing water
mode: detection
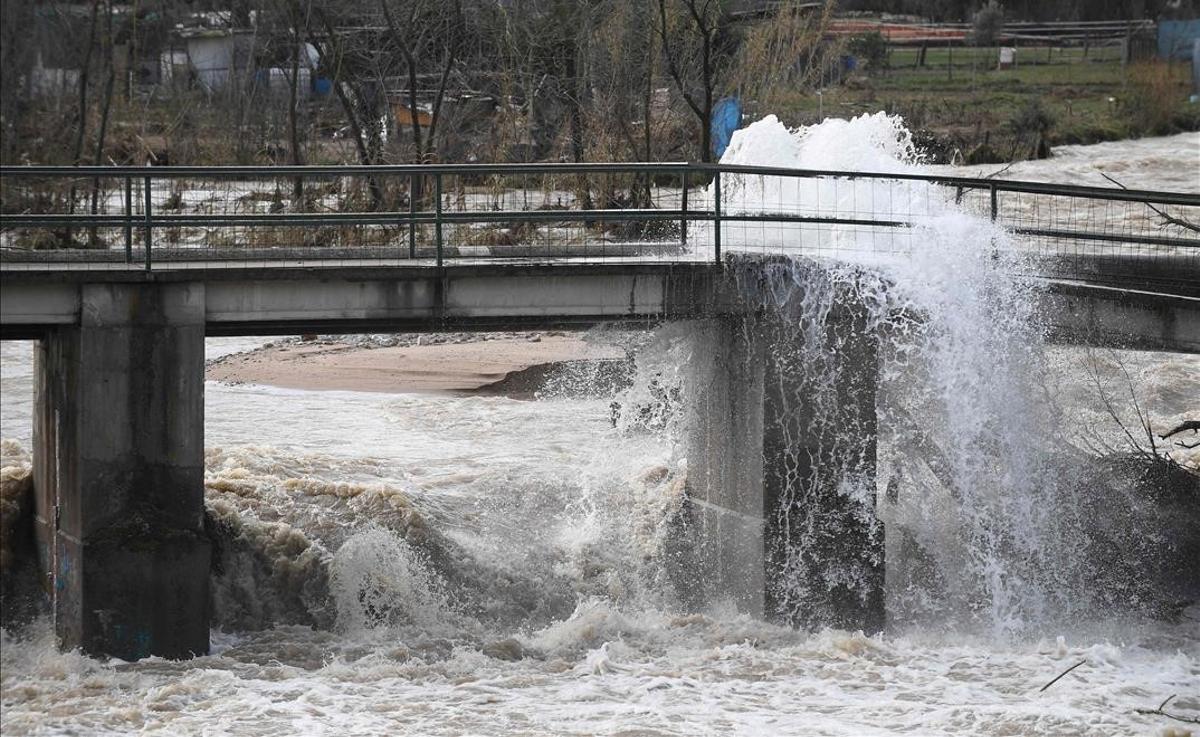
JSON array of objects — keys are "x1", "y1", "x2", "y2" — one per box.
[
  {"x1": 1, "y1": 121, "x2": 1197, "y2": 736},
  {"x1": 694, "y1": 113, "x2": 1142, "y2": 636},
  {"x1": 330, "y1": 527, "x2": 455, "y2": 633}
]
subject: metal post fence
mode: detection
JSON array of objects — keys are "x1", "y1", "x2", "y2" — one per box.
[
  {"x1": 408, "y1": 173, "x2": 417, "y2": 260},
  {"x1": 0, "y1": 163, "x2": 1195, "y2": 286},
  {"x1": 713, "y1": 169, "x2": 722, "y2": 265},
  {"x1": 142, "y1": 175, "x2": 152, "y2": 271},
  {"x1": 434, "y1": 173, "x2": 443, "y2": 267},
  {"x1": 681, "y1": 169, "x2": 689, "y2": 248},
  {"x1": 124, "y1": 176, "x2": 133, "y2": 263}
]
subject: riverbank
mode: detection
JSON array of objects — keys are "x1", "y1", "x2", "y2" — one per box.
[
  {"x1": 206, "y1": 333, "x2": 626, "y2": 396},
  {"x1": 766, "y1": 52, "x2": 1200, "y2": 164}
]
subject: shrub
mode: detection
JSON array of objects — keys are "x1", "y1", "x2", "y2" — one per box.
[
  {"x1": 848, "y1": 31, "x2": 889, "y2": 71},
  {"x1": 1121, "y1": 61, "x2": 1183, "y2": 137},
  {"x1": 1008, "y1": 99, "x2": 1056, "y2": 158},
  {"x1": 973, "y1": 1, "x2": 1004, "y2": 48}
]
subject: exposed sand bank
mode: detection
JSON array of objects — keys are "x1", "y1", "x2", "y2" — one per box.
[{"x1": 206, "y1": 335, "x2": 626, "y2": 395}]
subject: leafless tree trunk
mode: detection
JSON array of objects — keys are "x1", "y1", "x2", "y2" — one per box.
[
  {"x1": 287, "y1": 26, "x2": 305, "y2": 205},
  {"x1": 378, "y1": 0, "x2": 461, "y2": 166},
  {"x1": 656, "y1": 0, "x2": 716, "y2": 162},
  {"x1": 68, "y1": 1, "x2": 102, "y2": 219},
  {"x1": 89, "y1": 0, "x2": 117, "y2": 246},
  {"x1": 312, "y1": 5, "x2": 383, "y2": 207}
]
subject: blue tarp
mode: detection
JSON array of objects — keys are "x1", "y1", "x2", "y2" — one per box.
[
  {"x1": 710, "y1": 97, "x2": 742, "y2": 159},
  {"x1": 1158, "y1": 19, "x2": 1200, "y2": 60}
]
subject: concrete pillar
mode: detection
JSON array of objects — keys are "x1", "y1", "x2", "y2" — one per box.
[
  {"x1": 33, "y1": 283, "x2": 209, "y2": 659},
  {"x1": 684, "y1": 265, "x2": 884, "y2": 632},
  {"x1": 759, "y1": 304, "x2": 884, "y2": 633},
  {"x1": 683, "y1": 317, "x2": 766, "y2": 617}
]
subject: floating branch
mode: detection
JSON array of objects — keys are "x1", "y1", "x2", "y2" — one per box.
[
  {"x1": 1134, "y1": 694, "x2": 1200, "y2": 725},
  {"x1": 1160, "y1": 420, "x2": 1200, "y2": 450},
  {"x1": 1039, "y1": 659, "x2": 1086, "y2": 692}
]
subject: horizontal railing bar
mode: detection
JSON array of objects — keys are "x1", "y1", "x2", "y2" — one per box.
[
  {"x1": 1, "y1": 209, "x2": 705, "y2": 228},
  {"x1": 0, "y1": 211, "x2": 916, "y2": 230},
  {"x1": 5, "y1": 213, "x2": 1198, "y2": 250},
  {"x1": 438, "y1": 209, "x2": 689, "y2": 223},
  {"x1": 1, "y1": 213, "x2": 428, "y2": 228},
  {"x1": 692, "y1": 164, "x2": 1200, "y2": 206},
  {"x1": 0, "y1": 214, "x2": 131, "y2": 226},
  {"x1": 0, "y1": 162, "x2": 692, "y2": 177},
  {"x1": 1011, "y1": 226, "x2": 1200, "y2": 249},
  {"x1": 717, "y1": 213, "x2": 912, "y2": 229}
]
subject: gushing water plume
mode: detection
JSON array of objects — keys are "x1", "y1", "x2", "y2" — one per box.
[{"x1": 698, "y1": 113, "x2": 1103, "y2": 636}]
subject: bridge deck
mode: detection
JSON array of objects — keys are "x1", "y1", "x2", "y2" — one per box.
[{"x1": 2, "y1": 258, "x2": 1197, "y2": 353}]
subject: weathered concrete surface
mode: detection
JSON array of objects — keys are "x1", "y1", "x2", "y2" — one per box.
[
  {"x1": 0, "y1": 282, "x2": 78, "y2": 332},
  {"x1": 2, "y1": 264, "x2": 1196, "y2": 353},
  {"x1": 0, "y1": 264, "x2": 729, "y2": 338},
  {"x1": 33, "y1": 283, "x2": 209, "y2": 659},
  {"x1": 1040, "y1": 281, "x2": 1200, "y2": 354},
  {"x1": 683, "y1": 318, "x2": 767, "y2": 617},
  {"x1": 683, "y1": 263, "x2": 885, "y2": 632},
  {"x1": 758, "y1": 299, "x2": 884, "y2": 633}
]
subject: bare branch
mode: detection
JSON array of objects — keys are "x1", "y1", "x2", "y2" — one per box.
[
  {"x1": 1161, "y1": 420, "x2": 1200, "y2": 450},
  {"x1": 656, "y1": 0, "x2": 705, "y2": 122},
  {"x1": 982, "y1": 162, "x2": 1015, "y2": 180},
  {"x1": 1083, "y1": 349, "x2": 1155, "y2": 461},
  {"x1": 1038, "y1": 660, "x2": 1086, "y2": 692},
  {"x1": 1101, "y1": 173, "x2": 1200, "y2": 233},
  {"x1": 1160, "y1": 420, "x2": 1200, "y2": 439},
  {"x1": 1134, "y1": 694, "x2": 1200, "y2": 724}
]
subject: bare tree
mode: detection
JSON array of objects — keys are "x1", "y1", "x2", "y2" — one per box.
[
  {"x1": 657, "y1": 1, "x2": 836, "y2": 162},
  {"x1": 378, "y1": 0, "x2": 464, "y2": 164},
  {"x1": 0, "y1": 1, "x2": 37, "y2": 163},
  {"x1": 656, "y1": 0, "x2": 728, "y2": 162},
  {"x1": 265, "y1": 0, "x2": 314, "y2": 203},
  {"x1": 65, "y1": 1, "x2": 103, "y2": 223},
  {"x1": 589, "y1": 2, "x2": 666, "y2": 204},
  {"x1": 731, "y1": 1, "x2": 840, "y2": 116},
  {"x1": 306, "y1": 4, "x2": 390, "y2": 205}
]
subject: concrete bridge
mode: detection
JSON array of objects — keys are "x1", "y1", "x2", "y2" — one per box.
[{"x1": 1, "y1": 163, "x2": 1197, "y2": 659}]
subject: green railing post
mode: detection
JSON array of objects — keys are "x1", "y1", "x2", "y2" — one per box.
[
  {"x1": 434, "y1": 172, "x2": 443, "y2": 267},
  {"x1": 713, "y1": 169, "x2": 722, "y2": 265},
  {"x1": 680, "y1": 169, "x2": 689, "y2": 248},
  {"x1": 124, "y1": 176, "x2": 133, "y2": 264},
  {"x1": 990, "y1": 183, "x2": 998, "y2": 221},
  {"x1": 408, "y1": 173, "x2": 417, "y2": 260},
  {"x1": 143, "y1": 174, "x2": 153, "y2": 271}
]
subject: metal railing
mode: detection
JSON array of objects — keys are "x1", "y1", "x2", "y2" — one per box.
[{"x1": 1, "y1": 162, "x2": 1197, "y2": 288}]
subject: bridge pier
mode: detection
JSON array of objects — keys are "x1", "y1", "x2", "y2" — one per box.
[
  {"x1": 758, "y1": 298, "x2": 884, "y2": 632},
  {"x1": 684, "y1": 317, "x2": 767, "y2": 616},
  {"x1": 33, "y1": 283, "x2": 209, "y2": 659},
  {"x1": 686, "y1": 265, "x2": 885, "y2": 632}
]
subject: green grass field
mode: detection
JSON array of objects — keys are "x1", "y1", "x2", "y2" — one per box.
[{"x1": 761, "y1": 44, "x2": 1198, "y2": 163}]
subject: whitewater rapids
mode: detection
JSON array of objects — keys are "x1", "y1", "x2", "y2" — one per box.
[{"x1": 2, "y1": 122, "x2": 1198, "y2": 736}]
